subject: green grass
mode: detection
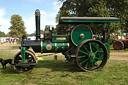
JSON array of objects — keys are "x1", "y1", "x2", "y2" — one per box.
[
  {"x1": 0, "y1": 45, "x2": 128, "y2": 85},
  {"x1": 110, "y1": 45, "x2": 128, "y2": 53},
  {"x1": 110, "y1": 48, "x2": 128, "y2": 53}
]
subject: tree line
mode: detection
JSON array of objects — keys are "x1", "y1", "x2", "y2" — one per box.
[{"x1": 56, "y1": 0, "x2": 128, "y2": 35}]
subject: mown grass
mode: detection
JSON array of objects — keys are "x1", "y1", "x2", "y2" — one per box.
[
  {"x1": 0, "y1": 44, "x2": 128, "y2": 85},
  {"x1": 110, "y1": 48, "x2": 128, "y2": 53},
  {"x1": 110, "y1": 44, "x2": 128, "y2": 53}
]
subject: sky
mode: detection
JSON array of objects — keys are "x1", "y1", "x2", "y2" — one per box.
[{"x1": 0, "y1": 0, "x2": 63, "y2": 34}]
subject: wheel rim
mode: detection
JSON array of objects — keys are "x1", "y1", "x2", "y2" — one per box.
[
  {"x1": 76, "y1": 40, "x2": 108, "y2": 71},
  {"x1": 13, "y1": 51, "x2": 36, "y2": 73}
]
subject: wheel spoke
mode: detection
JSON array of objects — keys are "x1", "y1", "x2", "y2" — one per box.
[
  {"x1": 96, "y1": 53, "x2": 104, "y2": 56},
  {"x1": 80, "y1": 58, "x2": 89, "y2": 65},
  {"x1": 91, "y1": 62, "x2": 93, "y2": 68},
  {"x1": 28, "y1": 57, "x2": 32, "y2": 61},
  {"x1": 85, "y1": 61, "x2": 89, "y2": 68},
  {"x1": 90, "y1": 58, "x2": 95, "y2": 63},
  {"x1": 18, "y1": 55, "x2": 22, "y2": 60},
  {"x1": 79, "y1": 50, "x2": 89, "y2": 55},
  {"x1": 78, "y1": 56, "x2": 86, "y2": 59},
  {"x1": 89, "y1": 42, "x2": 92, "y2": 52},
  {"x1": 95, "y1": 55, "x2": 103, "y2": 60},
  {"x1": 95, "y1": 49, "x2": 101, "y2": 54},
  {"x1": 95, "y1": 50, "x2": 99, "y2": 54},
  {"x1": 84, "y1": 46, "x2": 89, "y2": 53},
  {"x1": 95, "y1": 57, "x2": 101, "y2": 60},
  {"x1": 94, "y1": 47, "x2": 102, "y2": 53},
  {"x1": 92, "y1": 43, "x2": 97, "y2": 51}
]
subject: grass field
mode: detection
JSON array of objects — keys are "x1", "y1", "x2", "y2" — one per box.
[{"x1": 0, "y1": 44, "x2": 128, "y2": 85}]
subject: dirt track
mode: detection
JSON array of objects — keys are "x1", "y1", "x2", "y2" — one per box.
[{"x1": 110, "y1": 53, "x2": 128, "y2": 60}]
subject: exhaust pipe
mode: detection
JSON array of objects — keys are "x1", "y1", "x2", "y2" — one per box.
[{"x1": 35, "y1": 9, "x2": 41, "y2": 41}]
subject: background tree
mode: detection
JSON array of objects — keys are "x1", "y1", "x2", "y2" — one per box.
[
  {"x1": 8, "y1": 14, "x2": 27, "y2": 37},
  {"x1": 56, "y1": 0, "x2": 128, "y2": 35},
  {"x1": 107, "y1": 0, "x2": 128, "y2": 33},
  {"x1": 28, "y1": 30, "x2": 44, "y2": 36},
  {"x1": 56, "y1": 0, "x2": 73, "y2": 34},
  {"x1": 0, "y1": 31, "x2": 5, "y2": 37},
  {"x1": 28, "y1": 33, "x2": 35, "y2": 36}
]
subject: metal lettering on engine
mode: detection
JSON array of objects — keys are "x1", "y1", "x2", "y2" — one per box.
[{"x1": 56, "y1": 38, "x2": 66, "y2": 40}]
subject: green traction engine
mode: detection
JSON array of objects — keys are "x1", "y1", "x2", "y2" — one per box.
[{"x1": 12, "y1": 9, "x2": 120, "y2": 73}]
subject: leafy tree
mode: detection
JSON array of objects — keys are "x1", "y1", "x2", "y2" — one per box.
[
  {"x1": 106, "y1": 0, "x2": 128, "y2": 33},
  {"x1": 28, "y1": 33, "x2": 35, "y2": 36},
  {"x1": 0, "y1": 31, "x2": 5, "y2": 37},
  {"x1": 56, "y1": 0, "x2": 76, "y2": 34},
  {"x1": 28, "y1": 30, "x2": 44, "y2": 36},
  {"x1": 56, "y1": 0, "x2": 128, "y2": 34},
  {"x1": 8, "y1": 14, "x2": 27, "y2": 37}
]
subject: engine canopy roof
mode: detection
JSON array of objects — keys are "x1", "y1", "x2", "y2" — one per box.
[{"x1": 59, "y1": 17, "x2": 120, "y2": 24}]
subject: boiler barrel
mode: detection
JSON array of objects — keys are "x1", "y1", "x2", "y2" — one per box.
[{"x1": 41, "y1": 42, "x2": 70, "y2": 53}]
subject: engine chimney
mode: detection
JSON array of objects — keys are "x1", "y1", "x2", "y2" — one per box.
[{"x1": 35, "y1": 9, "x2": 41, "y2": 41}]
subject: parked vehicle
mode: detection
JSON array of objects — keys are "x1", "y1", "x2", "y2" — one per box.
[{"x1": 113, "y1": 37, "x2": 128, "y2": 50}]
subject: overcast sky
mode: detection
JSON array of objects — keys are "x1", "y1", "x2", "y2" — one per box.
[{"x1": 0, "y1": 0, "x2": 62, "y2": 34}]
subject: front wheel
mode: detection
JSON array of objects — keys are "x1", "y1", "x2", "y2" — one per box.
[
  {"x1": 76, "y1": 40, "x2": 108, "y2": 72},
  {"x1": 12, "y1": 51, "x2": 37, "y2": 73}
]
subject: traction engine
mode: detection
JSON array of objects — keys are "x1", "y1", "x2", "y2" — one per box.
[{"x1": 12, "y1": 9, "x2": 120, "y2": 73}]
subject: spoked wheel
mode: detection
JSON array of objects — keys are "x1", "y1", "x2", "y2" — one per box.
[
  {"x1": 12, "y1": 51, "x2": 37, "y2": 73},
  {"x1": 76, "y1": 39, "x2": 108, "y2": 72}
]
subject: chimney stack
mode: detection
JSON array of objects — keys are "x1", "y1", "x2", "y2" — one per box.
[{"x1": 35, "y1": 9, "x2": 41, "y2": 41}]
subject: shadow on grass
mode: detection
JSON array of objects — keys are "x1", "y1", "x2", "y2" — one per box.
[
  {"x1": 0, "y1": 60, "x2": 82, "y2": 74},
  {"x1": 0, "y1": 67, "x2": 17, "y2": 74},
  {"x1": 36, "y1": 60, "x2": 82, "y2": 72}
]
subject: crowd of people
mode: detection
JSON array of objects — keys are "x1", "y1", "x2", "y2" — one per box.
[{"x1": 0, "y1": 37, "x2": 19, "y2": 45}]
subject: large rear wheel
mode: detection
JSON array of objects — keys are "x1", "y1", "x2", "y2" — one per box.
[{"x1": 76, "y1": 40, "x2": 108, "y2": 71}]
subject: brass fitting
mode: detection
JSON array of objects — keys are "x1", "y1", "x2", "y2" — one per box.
[{"x1": 80, "y1": 33, "x2": 84, "y2": 39}]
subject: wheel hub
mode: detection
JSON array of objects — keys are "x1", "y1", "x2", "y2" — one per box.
[
  {"x1": 89, "y1": 53, "x2": 95, "y2": 59},
  {"x1": 89, "y1": 53, "x2": 96, "y2": 63}
]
